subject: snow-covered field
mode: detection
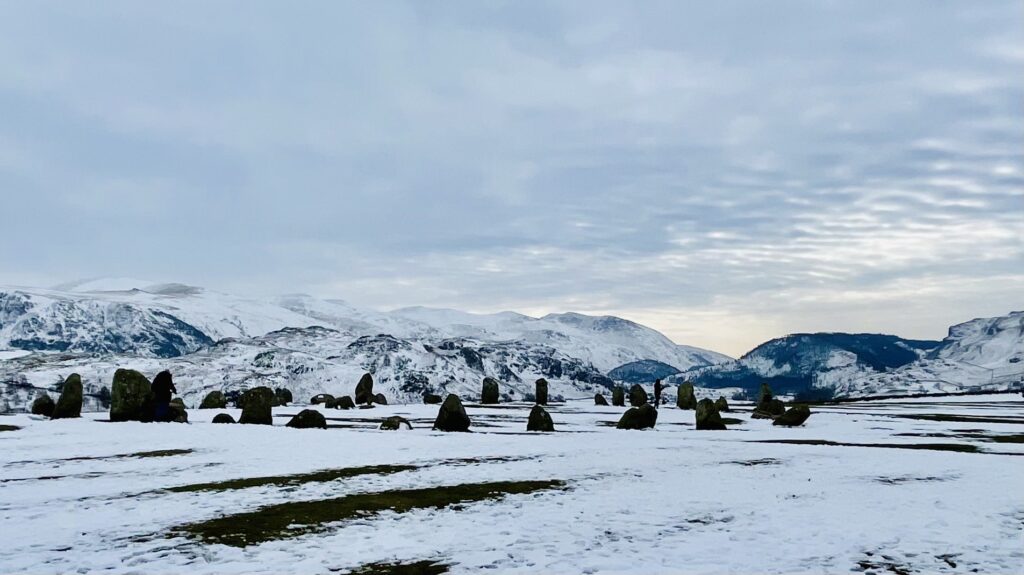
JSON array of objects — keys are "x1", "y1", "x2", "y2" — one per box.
[{"x1": 1, "y1": 396, "x2": 1022, "y2": 574}]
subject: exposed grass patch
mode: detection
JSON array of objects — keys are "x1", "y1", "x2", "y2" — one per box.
[
  {"x1": 723, "y1": 458, "x2": 781, "y2": 467},
  {"x1": 167, "y1": 464, "x2": 417, "y2": 494},
  {"x1": 895, "y1": 432, "x2": 1024, "y2": 444},
  {"x1": 873, "y1": 474, "x2": 958, "y2": 485},
  {"x1": 752, "y1": 439, "x2": 980, "y2": 453},
  {"x1": 61, "y1": 449, "x2": 194, "y2": 462},
  {"x1": 720, "y1": 418, "x2": 745, "y2": 425},
  {"x1": 171, "y1": 479, "x2": 566, "y2": 547},
  {"x1": 890, "y1": 413, "x2": 1024, "y2": 425},
  {"x1": 347, "y1": 560, "x2": 450, "y2": 575},
  {"x1": 0, "y1": 425, "x2": 20, "y2": 432}
]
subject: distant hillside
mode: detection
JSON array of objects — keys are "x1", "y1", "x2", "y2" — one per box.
[{"x1": 607, "y1": 359, "x2": 681, "y2": 383}]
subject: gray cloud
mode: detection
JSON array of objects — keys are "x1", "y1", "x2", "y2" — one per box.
[{"x1": 1, "y1": 1, "x2": 1021, "y2": 355}]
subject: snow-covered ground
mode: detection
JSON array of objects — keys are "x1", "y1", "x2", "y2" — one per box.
[{"x1": 1, "y1": 397, "x2": 1022, "y2": 574}]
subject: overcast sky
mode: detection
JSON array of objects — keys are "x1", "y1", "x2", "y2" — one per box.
[{"x1": 1, "y1": 1, "x2": 1022, "y2": 356}]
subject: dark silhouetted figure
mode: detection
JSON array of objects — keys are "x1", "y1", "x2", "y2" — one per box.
[
  {"x1": 654, "y1": 379, "x2": 665, "y2": 409},
  {"x1": 152, "y1": 370, "x2": 177, "y2": 422}
]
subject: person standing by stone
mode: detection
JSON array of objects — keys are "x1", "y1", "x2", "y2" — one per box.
[
  {"x1": 151, "y1": 371, "x2": 177, "y2": 422},
  {"x1": 653, "y1": 379, "x2": 665, "y2": 408}
]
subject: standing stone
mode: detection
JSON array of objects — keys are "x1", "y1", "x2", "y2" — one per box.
[
  {"x1": 373, "y1": 393, "x2": 388, "y2": 405},
  {"x1": 31, "y1": 393, "x2": 55, "y2": 417},
  {"x1": 199, "y1": 391, "x2": 227, "y2": 409},
  {"x1": 611, "y1": 387, "x2": 626, "y2": 407},
  {"x1": 535, "y1": 379, "x2": 549, "y2": 405},
  {"x1": 526, "y1": 405, "x2": 555, "y2": 432},
  {"x1": 423, "y1": 393, "x2": 443, "y2": 404},
  {"x1": 715, "y1": 396, "x2": 730, "y2": 412},
  {"x1": 311, "y1": 394, "x2": 335, "y2": 406},
  {"x1": 169, "y1": 398, "x2": 189, "y2": 423},
  {"x1": 676, "y1": 383, "x2": 698, "y2": 410},
  {"x1": 628, "y1": 384, "x2": 648, "y2": 407},
  {"x1": 380, "y1": 416, "x2": 413, "y2": 430},
  {"x1": 355, "y1": 373, "x2": 374, "y2": 405},
  {"x1": 773, "y1": 405, "x2": 812, "y2": 427},
  {"x1": 212, "y1": 413, "x2": 236, "y2": 424},
  {"x1": 239, "y1": 386, "x2": 274, "y2": 425},
  {"x1": 432, "y1": 394, "x2": 471, "y2": 432},
  {"x1": 753, "y1": 383, "x2": 786, "y2": 418},
  {"x1": 594, "y1": 393, "x2": 609, "y2": 406},
  {"x1": 336, "y1": 396, "x2": 355, "y2": 410},
  {"x1": 51, "y1": 373, "x2": 83, "y2": 419},
  {"x1": 481, "y1": 377, "x2": 500, "y2": 404},
  {"x1": 274, "y1": 388, "x2": 293, "y2": 406},
  {"x1": 286, "y1": 409, "x2": 327, "y2": 429},
  {"x1": 616, "y1": 404, "x2": 658, "y2": 430},
  {"x1": 695, "y1": 398, "x2": 726, "y2": 430},
  {"x1": 110, "y1": 369, "x2": 154, "y2": 422}
]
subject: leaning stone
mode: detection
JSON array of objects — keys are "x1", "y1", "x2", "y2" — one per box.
[
  {"x1": 212, "y1": 413, "x2": 236, "y2": 424},
  {"x1": 695, "y1": 398, "x2": 726, "y2": 430},
  {"x1": 535, "y1": 379, "x2": 549, "y2": 405},
  {"x1": 31, "y1": 393, "x2": 55, "y2": 417},
  {"x1": 628, "y1": 384, "x2": 648, "y2": 407},
  {"x1": 676, "y1": 383, "x2": 698, "y2": 410},
  {"x1": 311, "y1": 394, "x2": 335, "y2": 406},
  {"x1": 110, "y1": 369, "x2": 154, "y2": 422},
  {"x1": 169, "y1": 398, "x2": 189, "y2": 423},
  {"x1": 715, "y1": 396, "x2": 730, "y2": 412},
  {"x1": 286, "y1": 409, "x2": 327, "y2": 429},
  {"x1": 481, "y1": 377, "x2": 500, "y2": 404},
  {"x1": 594, "y1": 393, "x2": 609, "y2": 406},
  {"x1": 336, "y1": 396, "x2": 355, "y2": 410},
  {"x1": 423, "y1": 393, "x2": 443, "y2": 404},
  {"x1": 617, "y1": 404, "x2": 658, "y2": 430},
  {"x1": 52, "y1": 373, "x2": 83, "y2": 419},
  {"x1": 380, "y1": 416, "x2": 412, "y2": 430},
  {"x1": 199, "y1": 391, "x2": 227, "y2": 409},
  {"x1": 611, "y1": 387, "x2": 626, "y2": 407},
  {"x1": 773, "y1": 404, "x2": 812, "y2": 427},
  {"x1": 355, "y1": 373, "x2": 374, "y2": 405},
  {"x1": 373, "y1": 393, "x2": 388, "y2": 405},
  {"x1": 433, "y1": 394, "x2": 471, "y2": 432},
  {"x1": 527, "y1": 405, "x2": 555, "y2": 432},
  {"x1": 239, "y1": 386, "x2": 274, "y2": 425}
]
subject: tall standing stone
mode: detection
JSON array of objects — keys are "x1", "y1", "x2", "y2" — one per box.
[
  {"x1": 715, "y1": 396, "x2": 730, "y2": 412},
  {"x1": 628, "y1": 384, "x2": 648, "y2": 407},
  {"x1": 199, "y1": 391, "x2": 227, "y2": 409},
  {"x1": 110, "y1": 369, "x2": 154, "y2": 422},
  {"x1": 611, "y1": 387, "x2": 625, "y2": 407},
  {"x1": 527, "y1": 405, "x2": 555, "y2": 432},
  {"x1": 31, "y1": 393, "x2": 55, "y2": 417},
  {"x1": 535, "y1": 378, "x2": 549, "y2": 405},
  {"x1": 51, "y1": 373, "x2": 84, "y2": 419},
  {"x1": 753, "y1": 383, "x2": 786, "y2": 418},
  {"x1": 481, "y1": 377, "x2": 500, "y2": 404},
  {"x1": 695, "y1": 398, "x2": 727, "y2": 430},
  {"x1": 239, "y1": 386, "x2": 274, "y2": 425},
  {"x1": 432, "y1": 394, "x2": 471, "y2": 432},
  {"x1": 355, "y1": 373, "x2": 374, "y2": 405},
  {"x1": 676, "y1": 383, "x2": 698, "y2": 410}
]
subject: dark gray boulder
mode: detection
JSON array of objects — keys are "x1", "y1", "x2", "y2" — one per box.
[
  {"x1": 199, "y1": 391, "x2": 227, "y2": 409},
  {"x1": 212, "y1": 413, "x2": 236, "y2": 424},
  {"x1": 753, "y1": 383, "x2": 786, "y2": 419},
  {"x1": 594, "y1": 393, "x2": 609, "y2": 406},
  {"x1": 611, "y1": 387, "x2": 625, "y2": 407},
  {"x1": 481, "y1": 377, "x2": 500, "y2": 404},
  {"x1": 31, "y1": 393, "x2": 55, "y2": 417},
  {"x1": 52, "y1": 373, "x2": 83, "y2": 419},
  {"x1": 168, "y1": 398, "x2": 189, "y2": 423},
  {"x1": 311, "y1": 394, "x2": 335, "y2": 406},
  {"x1": 432, "y1": 394, "x2": 471, "y2": 432},
  {"x1": 110, "y1": 369, "x2": 154, "y2": 422},
  {"x1": 676, "y1": 383, "x2": 697, "y2": 410},
  {"x1": 695, "y1": 398, "x2": 726, "y2": 430},
  {"x1": 526, "y1": 405, "x2": 555, "y2": 432},
  {"x1": 628, "y1": 384, "x2": 648, "y2": 407},
  {"x1": 715, "y1": 396, "x2": 730, "y2": 412},
  {"x1": 239, "y1": 386, "x2": 274, "y2": 425},
  {"x1": 535, "y1": 379, "x2": 549, "y2": 405},
  {"x1": 355, "y1": 373, "x2": 374, "y2": 405},
  {"x1": 617, "y1": 404, "x2": 658, "y2": 430},
  {"x1": 773, "y1": 404, "x2": 812, "y2": 427},
  {"x1": 274, "y1": 388, "x2": 293, "y2": 406},
  {"x1": 373, "y1": 393, "x2": 388, "y2": 405},
  {"x1": 336, "y1": 396, "x2": 355, "y2": 410},
  {"x1": 423, "y1": 393, "x2": 443, "y2": 404},
  {"x1": 380, "y1": 416, "x2": 412, "y2": 430},
  {"x1": 286, "y1": 409, "x2": 327, "y2": 429}
]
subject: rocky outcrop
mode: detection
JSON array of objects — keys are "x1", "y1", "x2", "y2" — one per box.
[
  {"x1": 616, "y1": 404, "x2": 657, "y2": 430},
  {"x1": 432, "y1": 394, "x2": 471, "y2": 432},
  {"x1": 52, "y1": 373, "x2": 83, "y2": 419},
  {"x1": 773, "y1": 405, "x2": 812, "y2": 427},
  {"x1": 676, "y1": 383, "x2": 697, "y2": 410},
  {"x1": 526, "y1": 405, "x2": 555, "y2": 432},
  {"x1": 695, "y1": 398, "x2": 726, "y2": 430},
  {"x1": 31, "y1": 393, "x2": 55, "y2": 417},
  {"x1": 535, "y1": 379, "x2": 549, "y2": 405},
  {"x1": 199, "y1": 391, "x2": 227, "y2": 409},
  {"x1": 481, "y1": 377, "x2": 500, "y2": 404},
  {"x1": 628, "y1": 384, "x2": 648, "y2": 407},
  {"x1": 239, "y1": 386, "x2": 274, "y2": 425},
  {"x1": 594, "y1": 393, "x2": 609, "y2": 406},
  {"x1": 110, "y1": 369, "x2": 154, "y2": 422},
  {"x1": 286, "y1": 409, "x2": 327, "y2": 429},
  {"x1": 355, "y1": 373, "x2": 374, "y2": 405}
]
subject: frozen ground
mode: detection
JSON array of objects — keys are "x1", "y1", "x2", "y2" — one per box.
[{"x1": 1, "y1": 396, "x2": 1022, "y2": 574}]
